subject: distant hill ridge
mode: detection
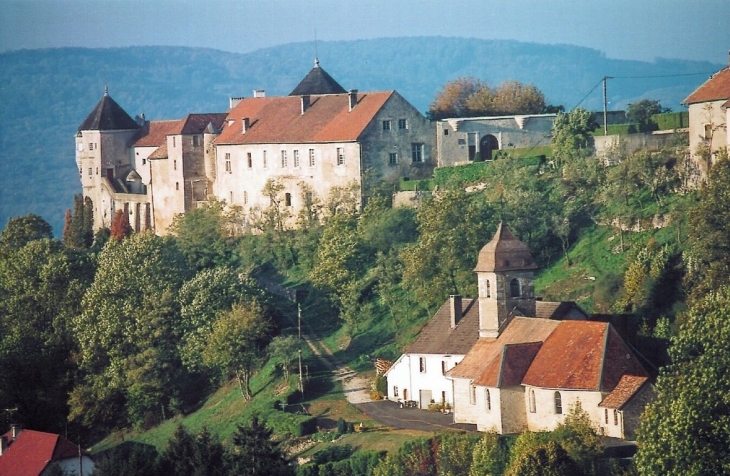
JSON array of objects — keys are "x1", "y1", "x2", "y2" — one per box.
[{"x1": 0, "y1": 37, "x2": 721, "y2": 233}]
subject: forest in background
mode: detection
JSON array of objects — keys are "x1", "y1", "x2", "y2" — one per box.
[{"x1": 0, "y1": 37, "x2": 721, "y2": 233}]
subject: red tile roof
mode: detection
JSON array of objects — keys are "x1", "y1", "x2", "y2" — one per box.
[
  {"x1": 215, "y1": 91, "x2": 394, "y2": 145},
  {"x1": 0, "y1": 429, "x2": 85, "y2": 476},
  {"x1": 535, "y1": 301, "x2": 588, "y2": 319},
  {"x1": 148, "y1": 143, "x2": 168, "y2": 160},
  {"x1": 522, "y1": 321, "x2": 648, "y2": 391},
  {"x1": 599, "y1": 375, "x2": 650, "y2": 409},
  {"x1": 132, "y1": 120, "x2": 180, "y2": 147},
  {"x1": 448, "y1": 317, "x2": 559, "y2": 381},
  {"x1": 683, "y1": 67, "x2": 730, "y2": 104},
  {"x1": 406, "y1": 299, "x2": 480, "y2": 355}
]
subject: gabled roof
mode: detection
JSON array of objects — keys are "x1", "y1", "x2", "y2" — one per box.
[
  {"x1": 683, "y1": 67, "x2": 730, "y2": 105},
  {"x1": 132, "y1": 120, "x2": 180, "y2": 147},
  {"x1": 78, "y1": 91, "x2": 140, "y2": 132},
  {"x1": 448, "y1": 317, "x2": 559, "y2": 381},
  {"x1": 599, "y1": 375, "x2": 650, "y2": 409},
  {"x1": 522, "y1": 321, "x2": 648, "y2": 391},
  {"x1": 176, "y1": 113, "x2": 228, "y2": 135},
  {"x1": 148, "y1": 143, "x2": 168, "y2": 160},
  {"x1": 474, "y1": 223, "x2": 538, "y2": 273},
  {"x1": 406, "y1": 299, "x2": 480, "y2": 355},
  {"x1": 215, "y1": 91, "x2": 394, "y2": 145},
  {"x1": 0, "y1": 429, "x2": 85, "y2": 476},
  {"x1": 290, "y1": 59, "x2": 347, "y2": 96},
  {"x1": 535, "y1": 301, "x2": 589, "y2": 320}
]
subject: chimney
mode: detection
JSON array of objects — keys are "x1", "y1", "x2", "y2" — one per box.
[
  {"x1": 0, "y1": 436, "x2": 7, "y2": 455},
  {"x1": 301, "y1": 95, "x2": 311, "y2": 114},
  {"x1": 242, "y1": 117, "x2": 250, "y2": 134},
  {"x1": 348, "y1": 89, "x2": 358, "y2": 111},
  {"x1": 449, "y1": 295, "x2": 463, "y2": 328},
  {"x1": 229, "y1": 97, "x2": 244, "y2": 108},
  {"x1": 10, "y1": 424, "x2": 20, "y2": 440},
  {"x1": 135, "y1": 113, "x2": 145, "y2": 127},
  {"x1": 253, "y1": 89, "x2": 265, "y2": 98}
]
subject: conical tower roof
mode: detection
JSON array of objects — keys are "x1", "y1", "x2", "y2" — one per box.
[
  {"x1": 289, "y1": 59, "x2": 347, "y2": 96},
  {"x1": 78, "y1": 89, "x2": 140, "y2": 131},
  {"x1": 474, "y1": 223, "x2": 538, "y2": 272}
]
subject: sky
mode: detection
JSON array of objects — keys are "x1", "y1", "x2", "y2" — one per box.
[{"x1": 1, "y1": 0, "x2": 729, "y2": 64}]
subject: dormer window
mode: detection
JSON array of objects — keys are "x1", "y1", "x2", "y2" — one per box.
[{"x1": 510, "y1": 279, "x2": 521, "y2": 298}]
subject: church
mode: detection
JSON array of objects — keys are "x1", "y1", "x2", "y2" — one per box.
[
  {"x1": 384, "y1": 224, "x2": 653, "y2": 439},
  {"x1": 75, "y1": 60, "x2": 434, "y2": 233}
]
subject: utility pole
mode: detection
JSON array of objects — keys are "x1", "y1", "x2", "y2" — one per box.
[{"x1": 603, "y1": 76, "x2": 613, "y2": 136}]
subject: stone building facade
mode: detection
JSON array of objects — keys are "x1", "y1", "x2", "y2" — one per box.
[{"x1": 75, "y1": 62, "x2": 434, "y2": 234}]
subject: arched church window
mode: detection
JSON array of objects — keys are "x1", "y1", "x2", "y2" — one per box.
[
  {"x1": 554, "y1": 391, "x2": 562, "y2": 414},
  {"x1": 485, "y1": 389, "x2": 491, "y2": 411},
  {"x1": 510, "y1": 279, "x2": 521, "y2": 298}
]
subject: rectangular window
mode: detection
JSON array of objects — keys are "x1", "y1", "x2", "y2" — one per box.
[
  {"x1": 411, "y1": 143, "x2": 424, "y2": 163},
  {"x1": 88, "y1": 143, "x2": 95, "y2": 151},
  {"x1": 244, "y1": 191, "x2": 248, "y2": 204},
  {"x1": 444, "y1": 129, "x2": 449, "y2": 136},
  {"x1": 225, "y1": 153, "x2": 231, "y2": 173},
  {"x1": 309, "y1": 149, "x2": 315, "y2": 167},
  {"x1": 88, "y1": 167, "x2": 92, "y2": 176},
  {"x1": 281, "y1": 150, "x2": 287, "y2": 168},
  {"x1": 389, "y1": 152, "x2": 398, "y2": 166},
  {"x1": 293, "y1": 150, "x2": 300, "y2": 167},
  {"x1": 704, "y1": 123, "x2": 713, "y2": 139},
  {"x1": 173, "y1": 159, "x2": 177, "y2": 171},
  {"x1": 193, "y1": 135, "x2": 200, "y2": 147},
  {"x1": 441, "y1": 361, "x2": 447, "y2": 375},
  {"x1": 382, "y1": 120, "x2": 392, "y2": 131},
  {"x1": 470, "y1": 385, "x2": 476, "y2": 405},
  {"x1": 263, "y1": 151, "x2": 267, "y2": 168},
  {"x1": 393, "y1": 386, "x2": 399, "y2": 397},
  {"x1": 285, "y1": 192, "x2": 292, "y2": 207},
  {"x1": 172, "y1": 137, "x2": 176, "y2": 148},
  {"x1": 398, "y1": 118, "x2": 408, "y2": 130},
  {"x1": 247, "y1": 152, "x2": 252, "y2": 168},
  {"x1": 419, "y1": 357, "x2": 426, "y2": 373},
  {"x1": 337, "y1": 147, "x2": 345, "y2": 166}
]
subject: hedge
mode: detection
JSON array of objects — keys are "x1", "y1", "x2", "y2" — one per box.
[{"x1": 652, "y1": 111, "x2": 688, "y2": 130}]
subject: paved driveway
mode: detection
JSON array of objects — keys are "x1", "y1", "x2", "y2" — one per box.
[{"x1": 353, "y1": 400, "x2": 477, "y2": 432}]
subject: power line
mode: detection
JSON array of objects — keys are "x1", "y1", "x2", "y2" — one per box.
[
  {"x1": 610, "y1": 71, "x2": 717, "y2": 80},
  {"x1": 572, "y1": 78, "x2": 604, "y2": 110}
]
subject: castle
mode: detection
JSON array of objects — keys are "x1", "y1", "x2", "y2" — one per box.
[{"x1": 75, "y1": 60, "x2": 435, "y2": 233}]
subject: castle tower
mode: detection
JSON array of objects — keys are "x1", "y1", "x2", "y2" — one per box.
[
  {"x1": 76, "y1": 89, "x2": 140, "y2": 229},
  {"x1": 474, "y1": 223, "x2": 538, "y2": 338}
]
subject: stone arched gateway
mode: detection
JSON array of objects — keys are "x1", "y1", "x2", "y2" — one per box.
[{"x1": 480, "y1": 134, "x2": 499, "y2": 161}]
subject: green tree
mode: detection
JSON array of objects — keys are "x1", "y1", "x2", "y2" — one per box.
[
  {"x1": 635, "y1": 287, "x2": 730, "y2": 476},
  {"x1": 268, "y1": 335, "x2": 300, "y2": 383},
  {"x1": 69, "y1": 233, "x2": 191, "y2": 429},
  {"x1": 506, "y1": 440, "x2": 583, "y2": 476},
  {"x1": 469, "y1": 432, "x2": 509, "y2": 476},
  {"x1": 626, "y1": 99, "x2": 670, "y2": 131},
  {"x1": 551, "y1": 108, "x2": 597, "y2": 167},
  {"x1": 229, "y1": 415, "x2": 292, "y2": 476},
  {"x1": 436, "y1": 433, "x2": 481, "y2": 476},
  {"x1": 169, "y1": 199, "x2": 241, "y2": 270},
  {"x1": 92, "y1": 442, "x2": 161, "y2": 476},
  {"x1": 0, "y1": 213, "x2": 53, "y2": 251},
  {"x1": 158, "y1": 426, "x2": 230, "y2": 476},
  {"x1": 202, "y1": 300, "x2": 272, "y2": 400}
]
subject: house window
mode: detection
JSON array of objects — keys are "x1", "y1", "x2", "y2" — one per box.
[
  {"x1": 176, "y1": 182, "x2": 179, "y2": 191},
  {"x1": 529, "y1": 389, "x2": 536, "y2": 413},
  {"x1": 485, "y1": 389, "x2": 491, "y2": 411},
  {"x1": 554, "y1": 391, "x2": 562, "y2": 414},
  {"x1": 281, "y1": 150, "x2": 288, "y2": 167},
  {"x1": 309, "y1": 149, "x2": 315, "y2": 166},
  {"x1": 247, "y1": 153, "x2": 252, "y2": 168},
  {"x1": 704, "y1": 123, "x2": 713, "y2": 139},
  {"x1": 605, "y1": 408, "x2": 609, "y2": 424},
  {"x1": 244, "y1": 191, "x2": 248, "y2": 204},
  {"x1": 263, "y1": 151, "x2": 267, "y2": 168},
  {"x1": 614, "y1": 409, "x2": 619, "y2": 425},
  {"x1": 337, "y1": 147, "x2": 345, "y2": 166},
  {"x1": 470, "y1": 384, "x2": 476, "y2": 405},
  {"x1": 411, "y1": 143, "x2": 424, "y2": 163},
  {"x1": 393, "y1": 386, "x2": 399, "y2": 397},
  {"x1": 88, "y1": 143, "x2": 94, "y2": 151},
  {"x1": 96, "y1": 167, "x2": 99, "y2": 175},
  {"x1": 293, "y1": 150, "x2": 300, "y2": 167},
  {"x1": 173, "y1": 159, "x2": 177, "y2": 171},
  {"x1": 444, "y1": 129, "x2": 449, "y2": 136},
  {"x1": 229, "y1": 191, "x2": 233, "y2": 202},
  {"x1": 441, "y1": 361, "x2": 447, "y2": 375},
  {"x1": 419, "y1": 357, "x2": 426, "y2": 373},
  {"x1": 193, "y1": 135, "x2": 200, "y2": 147},
  {"x1": 285, "y1": 193, "x2": 292, "y2": 207},
  {"x1": 225, "y1": 153, "x2": 231, "y2": 173},
  {"x1": 486, "y1": 280, "x2": 491, "y2": 298},
  {"x1": 442, "y1": 391, "x2": 447, "y2": 404},
  {"x1": 510, "y1": 279, "x2": 521, "y2": 298},
  {"x1": 88, "y1": 168, "x2": 92, "y2": 176},
  {"x1": 398, "y1": 118, "x2": 408, "y2": 130},
  {"x1": 382, "y1": 120, "x2": 392, "y2": 131},
  {"x1": 142, "y1": 158, "x2": 146, "y2": 165},
  {"x1": 389, "y1": 152, "x2": 398, "y2": 165},
  {"x1": 172, "y1": 137, "x2": 176, "y2": 147}
]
